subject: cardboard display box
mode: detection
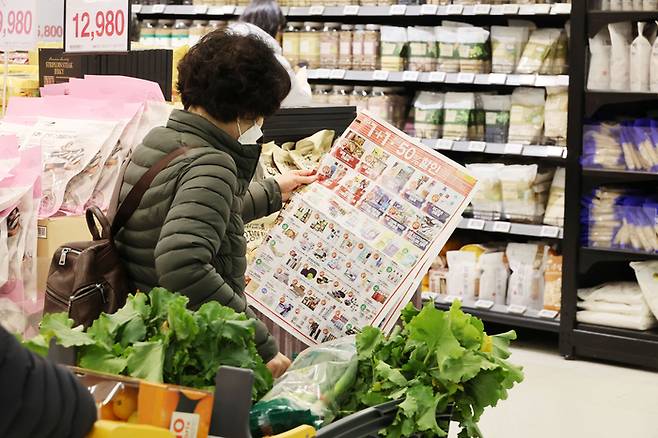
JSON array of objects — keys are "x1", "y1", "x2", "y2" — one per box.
[{"x1": 37, "y1": 216, "x2": 91, "y2": 294}]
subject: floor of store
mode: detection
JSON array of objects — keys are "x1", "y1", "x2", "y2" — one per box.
[{"x1": 447, "y1": 333, "x2": 658, "y2": 438}]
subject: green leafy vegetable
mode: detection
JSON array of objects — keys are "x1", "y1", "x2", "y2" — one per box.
[
  {"x1": 27, "y1": 288, "x2": 273, "y2": 399},
  {"x1": 340, "y1": 301, "x2": 523, "y2": 438}
]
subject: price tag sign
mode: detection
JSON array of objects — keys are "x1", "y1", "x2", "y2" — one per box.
[
  {"x1": 547, "y1": 146, "x2": 564, "y2": 157},
  {"x1": 490, "y1": 4, "x2": 505, "y2": 15},
  {"x1": 493, "y1": 221, "x2": 511, "y2": 233},
  {"x1": 561, "y1": 148, "x2": 568, "y2": 159},
  {"x1": 373, "y1": 70, "x2": 389, "y2": 81},
  {"x1": 64, "y1": 0, "x2": 130, "y2": 53},
  {"x1": 389, "y1": 4, "x2": 407, "y2": 15},
  {"x1": 468, "y1": 141, "x2": 486, "y2": 152},
  {"x1": 504, "y1": 143, "x2": 524, "y2": 155},
  {"x1": 506, "y1": 74, "x2": 522, "y2": 86},
  {"x1": 457, "y1": 72, "x2": 475, "y2": 83},
  {"x1": 193, "y1": 5, "x2": 208, "y2": 14},
  {"x1": 0, "y1": 0, "x2": 38, "y2": 51},
  {"x1": 429, "y1": 71, "x2": 446, "y2": 82},
  {"x1": 38, "y1": 0, "x2": 65, "y2": 43},
  {"x1": 462, "y1": 5, "x2": 475, "y2": 15},
  {"x1": 343, "y1": 5, "x2": 359, "y2": 15},
  {"x1": 309, "y1": 5, "x2": 324, "y2": 15},
  {"x1": 541, "y1": 226, "x2": 560, "y2": 238},
  {"x1": 519, "y1": 74, "x2": 536, "y2": 86},
  {"x1": 557, "y1": 75, "x2": 570, "y2": 86},
  {"x1": 488, "y1": 73, "x2": 507, "y2": 84},
  {"x1": 473, "y1": 4, "x2": 491, "y2": 14},
  {"x1": 151, "y1": 4, "x2": 165, "y2": 13},
  {"x1": 507, "y1": 304, "x2": 527, "y2": 315},
  {"x1": 467, "y1": 219, "x2": 485, "y2": 230},
  {"x1": 519, "y1": 4, "x2": 535, "y2": 15},
  {"x1": 132, "y1": 4, "x2": 141, "y2": 13},
  {"x1": 475, "y1": 300, "x2": 494, "y2": 310},
  {"x1": 503, "y1": 4, "x2": 519, "y2": 14},
  {"x1": 551, "y1": 3, "x2": 572, "y2": 15},
  {"x1": 446, "y1": 4, "x2": 463, "y2": 14},
  {"x1": 538, "y1": 309, "x2": 559, "y2": 319},
  {"x1": 435, "y1": 138, "x2": 453, "y2": 150},
  {"x1": 420, "y1": 4, "x2": 438, "y2": 15},
  {"x1": 533, "y1": 4, "x2": 551, "y2": 14},
  {"x1": 402, "y1": 70, "x2": 420, "y2": 82},
  {"x1": 444, "y1": 295, "x2": 460, "y2": 304},
  {"x1": 329, "y1": 69, "x2": 346, "y2": 79}
]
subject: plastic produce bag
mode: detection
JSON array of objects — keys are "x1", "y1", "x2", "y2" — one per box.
[{"x1": 250, "y1": 337, "x2": 357, "y2": 437}]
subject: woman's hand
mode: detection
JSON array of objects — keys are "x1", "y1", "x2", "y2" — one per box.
[
  {"x1": 266, "y1": 352, "x2": 292, "y2": 378},
  {"x1": 275, "y1": 170, "x2": 317, "y2": 202}
]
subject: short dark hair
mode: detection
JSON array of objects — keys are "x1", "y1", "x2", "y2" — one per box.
[
  {"x1": 177, "y1": 30, "x2": 291, "y2": 123},
  {"x1": 240, "y1": 0, "x2": 286, "y2": 39}
]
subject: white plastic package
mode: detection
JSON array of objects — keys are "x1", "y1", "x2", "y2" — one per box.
[
  {"x1": 442, "y1": 92, "x2": 475, "y2": 141},
  {"x1": 608, "y1": 22, "x2": 632, "y2": 91},
  {"x1": 588, "y1": 28, "x2": 611, "y2": 90},
  {"x1": 446, "y1": 250, "x2": 479, "y2": 300},
  {"x1": 576, "y1": 310, "x2": 657, "y2": 330},
  {"x1": 413, "y1": 91, "x2": 444, "y2": 139},
  {"x1": 508, "y1": 87, "x2": 545, "y2": 145},
  {"x1": 499, "y1": 164, "x2": 539, "y2": 222},
  {"x1": 630, "y1": 22, "x2": 653, "y2": 92},
  {"x1": 466, "y1": 163, "x2": 504, "y2": 220},
  {"x1": 544, "y1": 167, "x2": 565, "y2": 227},
  {"x1": 544, "y1": 87, "x2": 568, "y2": 146},
  {"x1": 516, "y1": 28, "x2": 561, "y2": 74},
  {"x1": 478, "y1": 252, "x2": 508, "y2": 305},
  {"x1": 490, "y1": 26, "x2": 530, "y2": 74},
  {"x1": 631, "y1": 261, "x2": 658, "y2": 319},
  {"x1": 506, "y1": 242, "x2": 548, "y2": 310},
  {"x1": 577, "y1": 281, "x2": 646, "y2": 304},
  {"x1": 435, "y1": 26, "x2": 459, "y2": 73}
]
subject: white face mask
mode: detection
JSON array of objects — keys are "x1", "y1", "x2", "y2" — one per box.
[{"x1": 236, "y1": 118, "x2": 264, "y2": 145}]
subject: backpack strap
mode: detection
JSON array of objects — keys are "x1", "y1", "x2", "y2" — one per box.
[{"x1": 111, "y1": 147, "x2": 188, "y2": 237}]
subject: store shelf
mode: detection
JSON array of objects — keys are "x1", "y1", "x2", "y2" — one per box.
[
  {"x1": 134, "y1": 3, "x2": 571, "y2": 17},
  {"x1": 308, "y1": 69, "x2": 569, "y2": 88},
  {"x1": 421, "y1": 138, "x2": 567, "y2": 159},
  {"x1": 580, "y1": 246, "x2": 658, "y2": 263},
  {"x1": 588, "y1": 11, "x2": 658, "y2": 37},
  {"x1": 457, "y1": 218, "x2": 563, "y2": 239},
  {"x1": 584, "y1": 91, "x2": 658, "y2": 117},
  {"x1": 582, "y1": 168, "x2": 658, "y2": 182},
  {"x1": 572, "y1": 324, "x2": 658, "y2": 369},
  {"x1": 425, "y1": 293, "x2": 561, "y2": 333}
]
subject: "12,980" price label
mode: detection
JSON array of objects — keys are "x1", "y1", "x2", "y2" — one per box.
[{"x1": 64, "y1": 0, "x2": 130, "y2": 53}]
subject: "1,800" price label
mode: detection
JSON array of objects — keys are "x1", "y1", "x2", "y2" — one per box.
[
  {"x1": 0, "y1": 0, "x2": 37, "y2": 51},
  {"x1": 65, "y1": 0, "x2": 130, "y2": 53}
]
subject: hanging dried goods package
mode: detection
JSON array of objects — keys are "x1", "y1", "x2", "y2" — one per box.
[
  {"x1": 516, "y1": 28, "x2": 561, "y2": 74},
  {"x1": 630, "y1": 22, "x2": 655, "y2": 92},
  {"x1": 508, "y1": 87, "x2": 545, "y2": 145},
  {"x1": 407, "y1": 26, "x2": 438, "y2": 72},
  {"x1": 588, "y1": 28, "x2": 611, "y2": 90},
  {"x1": 442, "y1": 92, "x2": 475, "y2": 141},
  {"x1": 481, "y1": 94, "x2": 511, "y2": 144},
  {"x1": 435, "y1": 26, "x2": 459, "y2": 73},
  {"x1": 608, "y1": 22, "x2": 632, "y2": 91},
  {"x1": 457, "y1": 27, "x2": 491, "y2": 74},
  {"x1": 490, "y1": 26, "x2": 530, "y2": 74},
  {"x1": 380, "y1": 26, "x2": 408, "y2": 72},
  {"x1": 413, "y1": 91, "x2": 444, "y2": 139}
]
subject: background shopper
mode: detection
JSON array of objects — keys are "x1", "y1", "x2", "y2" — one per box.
[{"x1": 114, "y1": 31, "x2": 315, "y2": 378}]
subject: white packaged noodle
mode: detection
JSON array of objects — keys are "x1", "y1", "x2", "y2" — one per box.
[
  {"x1": 516, "y1": 28, "x2": 561, "y2": 74},
  {"x1": 588, "y1": 28, "x2": 611, "y2": 90},
  {"x1": 466, "y1": 163, "x2": 504, "y2": 220},
  {"x1": 544, "y1": 87, "x2": 568, "y2": 145},
  {"x1": 407, "y1": 26, "x2": 437, "y2": 72},
  {"x1": 609, "y1": 22, "x2": 632, "y2": 91},
  {"x1": 499, "y1": 164, "x2": 538, "y2": 221},
  {"x1": 435, "y1": 26, "x2": 459, "y2": 73},
  {"x1": 631, "y1": 261, "x2": 658, "y2": 319},
  {"x1": 490, "y1": 26, "x2": 530, "y2": 74},
  {"x1": 506, "y1": 242, "x2": 548, "y2": 310},
  {"x1": 508, "y1": 87, "x2": 545, "y2": 145},
  {"x1": 630, "y1": 22, "x2": 653, "y2": 92},
  {"x1": 413, "y1": 91, "x2": 444, "y2": 139},
  {"x1": 446, "y1": 250, "x2": 479, "y2": 300},
  {"x1": 478, "y1": 252, "x2": 508, "y2": 305}
]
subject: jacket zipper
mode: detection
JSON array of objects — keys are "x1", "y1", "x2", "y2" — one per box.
[
  {"x1": 59, "y1": 247, "x2": 82, "y2": 266},
  {"x1": 46, "y1": 288, "x2": 70, "y2": 308}
]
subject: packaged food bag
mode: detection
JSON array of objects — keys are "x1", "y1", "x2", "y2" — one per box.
[
  {"x1": 490, "y1": 26, "x2": 529, "y2": 74},
  {"x1": 478, "y1": 252, "x2": 509, "y2": 305},
  {"x1": 588, "y1": 28, "x2": 611, "y2": 90},
  {"x1": 609, "y1": 22, "x2": 632, "y2": 91},
  {"x1": 407, "y1": 26, "x2": 437, "y2": 72},
  {"x1": 631, "y1": 261, "x2": 658, "y2": 319},
  {"x1": 630, "y1": 22, "x2": 654, "y2": 92},
  {"x1": 412, "y1": 91, "x2": 444, "y2": 139},
  {"x1": 250, "y1": 337, "x2": 357, "y2": 437},
  {"x1": 380, "y1": 26, "x2": 408, "y2": 72}
]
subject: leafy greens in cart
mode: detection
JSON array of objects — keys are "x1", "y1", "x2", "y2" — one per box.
[
  {"x1": 340, "y1": 301, "x2": 524, "y2": 438},
  {"x1": 25, "y1": 288, "x2": 273, "y2": 399}
]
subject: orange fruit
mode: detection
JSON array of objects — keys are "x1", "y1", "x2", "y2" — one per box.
[{"x1": 112, "y1": 387, "x2": 138, "y2": 420}]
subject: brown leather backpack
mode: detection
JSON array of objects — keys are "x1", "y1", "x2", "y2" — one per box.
[{"x1": 43, "y1": 147, "x2": 187, "y2": 327}]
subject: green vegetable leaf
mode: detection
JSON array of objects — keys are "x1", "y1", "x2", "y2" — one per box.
[
  {"x1": 375, "y1": 361, "x2": 408, "y2": 387},
  {"x1": 22, "y1": 334, "x2": 50, "y2": 357},
  {"x1": 167, "y1": 297, "x2": 199, "y2": 342},
  {"x1": 406, "y1": 303, "x2": 464, "y2": 367},
  {"x1": 40, "y1": 313, "x2": 95, "y2": 348},
  {"x1": 79, "y1": 345, "x2": 128, "y2": 375},
  {"x1": 356, "y1": 326, "x2": 383, "y2": 359},
  {"x1": 127, "y1": 341, "x2": 165, "y2": 382},
  {"x1": 120, "y1": 317, "x2": 147, "y2": 347}
]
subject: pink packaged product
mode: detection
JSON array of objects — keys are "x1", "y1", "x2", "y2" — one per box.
[{"x1": 0, "y1": 136, "x2": 20, "y2": 181}]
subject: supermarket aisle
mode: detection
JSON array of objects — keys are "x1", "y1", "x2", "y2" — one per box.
[{"x1": 449, "y1": 340, "x2": 658, "y2": 438}]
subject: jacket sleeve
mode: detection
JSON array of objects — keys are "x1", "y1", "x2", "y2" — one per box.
[
  {"x1": 155, "y1": 154, "x2": 279, "y2": 362},
  {"x1": 0, "y1": 326, "x2": 96, "y2": 438},
  {"x1": 242, "y1": 178, "x2": 283, "y2": 224}
]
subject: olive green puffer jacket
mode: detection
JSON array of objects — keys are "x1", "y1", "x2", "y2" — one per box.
[{"x1": 114, "y1": 109, "x2": 282, "y2": 361}]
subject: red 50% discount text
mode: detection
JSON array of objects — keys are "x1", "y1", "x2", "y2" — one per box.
[{"x1": 64, "y1": 0, "x2": 130, "y2": 53}]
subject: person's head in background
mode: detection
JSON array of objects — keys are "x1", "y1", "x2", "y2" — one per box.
[
  {"x1": 240, "y1": 0, "x2": 286, "y2": 41},
  {"x1": 177, "y1": 30, "x2": 291, "y2": 141}
]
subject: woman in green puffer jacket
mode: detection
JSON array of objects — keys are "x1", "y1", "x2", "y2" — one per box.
[{"x1": 113, "y1": 30, "x2": 316, "y2": 377}]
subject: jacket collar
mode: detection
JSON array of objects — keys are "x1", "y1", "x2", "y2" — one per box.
[{"x1": 167, "y1": 109, "x2": 261, "y2": 181}]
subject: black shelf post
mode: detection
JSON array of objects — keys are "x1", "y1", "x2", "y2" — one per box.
[{"x1": 560, "y1": 0, "x2": 587, "y2": 360}]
